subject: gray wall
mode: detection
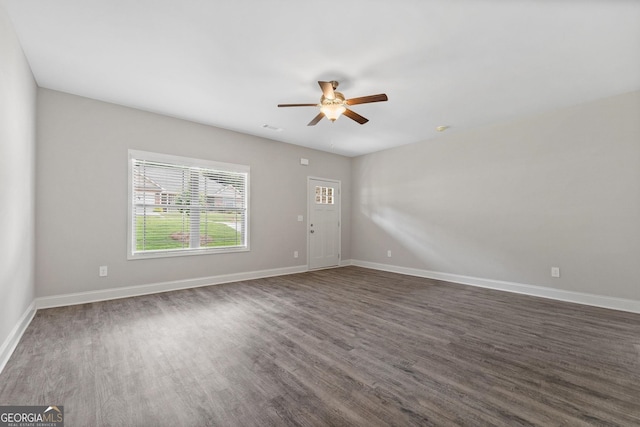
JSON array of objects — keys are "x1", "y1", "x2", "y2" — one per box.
[
  {"x1": 36, "y1": 89, "x2": 351, "y2": 297},
  {"x1": 0, "y1": 7, "x2": 36, "y2": 344},
  {"x1": 16, "y1": 66, "x2": 640, "y2": 309},
  {"x1": 352, "y1": 91, "x2": 640, "y2": 300}
]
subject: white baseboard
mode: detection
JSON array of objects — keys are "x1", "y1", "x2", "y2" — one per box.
[
  {"x1": 351, "y1": 260, "x2": 640, "y2": 314},
  {"x1": 36, "y1": 264, "x2": 309, "y2": 309},
  {"x1": 0, "y1": 301, "x2": 36, "y2": 374}
]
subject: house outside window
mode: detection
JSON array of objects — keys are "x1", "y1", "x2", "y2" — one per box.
[{"x1": 128, "y1": 150, "x2": 249, "y2": 259}]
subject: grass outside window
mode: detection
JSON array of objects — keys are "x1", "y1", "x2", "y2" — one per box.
[{"x1": 135, "y1": 211, "x2": 243, "y2": 251}]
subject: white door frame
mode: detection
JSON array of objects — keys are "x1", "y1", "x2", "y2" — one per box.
[{"x1": 307, "y1": 176, "x2": 341, "y2": 270}]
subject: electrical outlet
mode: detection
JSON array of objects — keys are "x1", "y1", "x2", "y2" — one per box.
[
  {"x1": 551, "y1": 267, "x2": 560, "y2": 278},
  {"x1": 387, "y1": 250, "x2": 392, "y2": 258},
  {"x1": 294, "y1": 251, "x2": 299, "y2": 258},
  {"x1": 99, "y1": 266, "x2": 108, "y2": 277}
]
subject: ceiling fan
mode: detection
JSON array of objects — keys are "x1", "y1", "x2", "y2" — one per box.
[{"x1": 278, "y1": 81, "x2": 388, "y2": 126}]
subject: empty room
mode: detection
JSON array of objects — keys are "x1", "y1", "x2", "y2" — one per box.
[{"x1": 1, "y1": 1, "x2": 639, "y2": 425}]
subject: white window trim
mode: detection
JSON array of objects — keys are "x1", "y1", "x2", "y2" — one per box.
[{"x1": 127, "y1": 149, "x2": 250, "y2": 260}]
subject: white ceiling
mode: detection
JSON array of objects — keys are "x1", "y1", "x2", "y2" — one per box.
[{"x1": 2, "y1": 0, "x2": 639, "y2": 157}]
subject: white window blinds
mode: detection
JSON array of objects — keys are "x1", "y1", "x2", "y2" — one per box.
[{"x1": 128, "y1": 150, "x2": 249, "y2": 258}]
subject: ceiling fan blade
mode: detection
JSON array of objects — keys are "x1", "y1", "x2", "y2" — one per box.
[
  {"x1": 346, "y1": 94, "x2": 388, "y2": 105},
  {"x1": 307, "y1": 112, "x2": 325, "y2": 126},
  {"x1": 343, "y1": 108, "x2": 369, "y2": 125},
  {"x1": 318, "y1": 81, "x2": 335, "y2": 100},
  {"x1": 278, "y1": 103, "x2": 318, "y2": 107}
]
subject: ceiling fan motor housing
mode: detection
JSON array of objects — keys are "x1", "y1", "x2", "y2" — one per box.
[{"x1": 321, "y1": 91, "x2": 345, "y2": 106}]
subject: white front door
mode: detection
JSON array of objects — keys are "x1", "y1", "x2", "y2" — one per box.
[{"x1": 308, "y1": 178, "x2": 341, "y2": 270}]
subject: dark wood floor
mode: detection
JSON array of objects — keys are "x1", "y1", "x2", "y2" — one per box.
[{"x1": 1, "y1": 267, "x2": 639, "y2": 426}]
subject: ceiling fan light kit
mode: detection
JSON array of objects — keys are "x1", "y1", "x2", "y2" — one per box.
[
  {"x1": 278, "y1": 81, "x2": 388, "y2": 126},
  {"x1": 320, "y1": 103, "x2": 346, "y2": 122}
]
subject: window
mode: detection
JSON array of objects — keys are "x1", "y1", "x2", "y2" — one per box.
[
  {"x1": 128, "y1": 150, "x2": 249, "y2": 259},
  {"x1": 315, "y1": 186, "x2": 334, "y2": 204}
]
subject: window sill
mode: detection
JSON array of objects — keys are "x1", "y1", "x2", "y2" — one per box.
[{"x1": 128, "y1": 246, "x2": 250, "y2": 260}]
